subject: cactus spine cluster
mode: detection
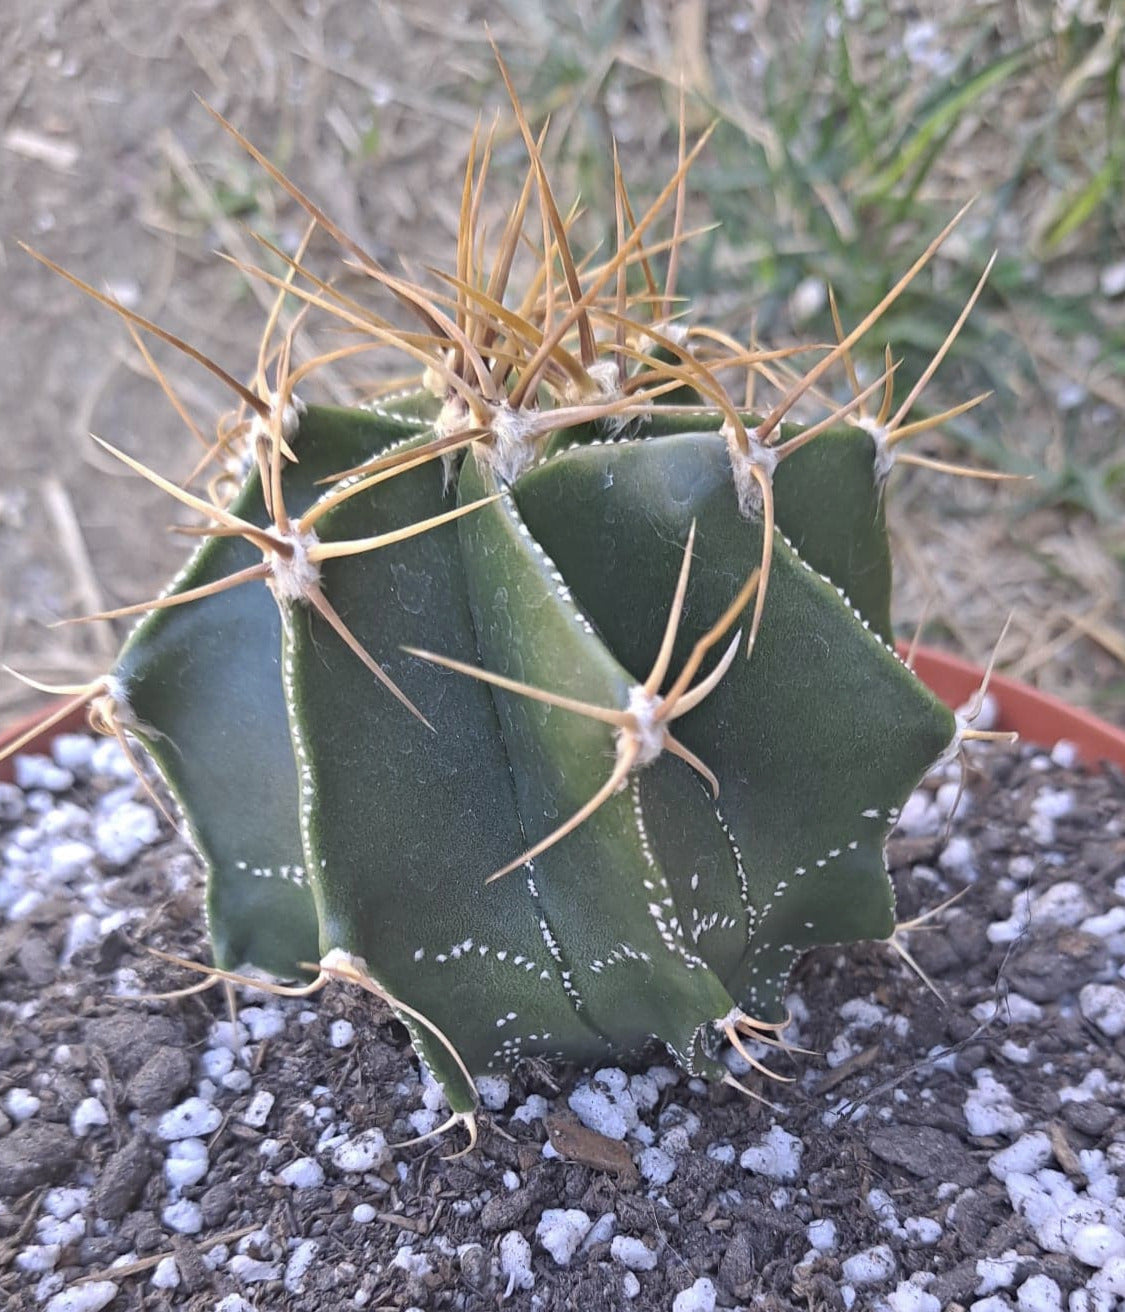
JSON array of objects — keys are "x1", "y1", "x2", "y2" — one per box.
[{"x1": 10, "y1": 59, "x2": 1008, "y2": 1145}]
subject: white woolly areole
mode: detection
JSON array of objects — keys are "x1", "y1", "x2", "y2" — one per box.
[
  {"x1": 268, "y1": 526, "x2": 321, "y2": 604},
  {"x1": 481, "y1": 405, "x2": 540, "y2": 484},
  {"x1": 249, "y1": 390, "x2": 306, "y2": 445},
  {"x1": 101, "y1": 675, "x2": 133, "y2": 724},
  {"x1": 624, "y1": 686, "x2": 665, "y2": 767},
  {"x1": 566, "y1": 359, "x2": 621, "y2": 407},
  {"x1": 434, "y1": 394, "x2": 470, "y2": 440},
  {"x1": 855, "y1": 414, "x2": 895, "y2": 484},
  {"x1": 725, "y1": 425, "x2": 778, "y2": 519},
  {"x1": 422, "y1": 352, "x2": 455, "y2": 398},
  {"x1": 642, "y1": 320, "x2": 690, "y2": 351}
]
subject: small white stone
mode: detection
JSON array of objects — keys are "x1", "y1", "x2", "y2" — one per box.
[
  {"x1": 15, "y1": 1244, "x2": 61, "y2": 1273},
  {"x1": 240, "y1": 1090, "x2": 275, "y2": 1129},
  {"x1": 1016, "y1": 1273, "x2": 1062, "y2": 1311},
  {"x1": 886, "y1": 1283, "x2": 940, "y2": 1312},
  {"x1": 511, "y1": 1094, "x2": 548, "y2": 1124},
  {"x1": 161, "y1": 1199, "x2": 203, "y2": 1234},
  {"x1": 52, "y1": 734, "x2": 95, "y2": 772},
  {"x1": 964, "y1": 1071, "x2": 1026, "y2": 1138},
  {"x1": 240, "y1": 1006, "x2": 286, "y2": 1042},
  {"x1": 476, "y1": 1074, "x2": 510, "y2": 1111},
  {"x1": 36, "y1": 1214, "x2": 84, "y2": 1247},
  {"x1": 157, "y1": 1096, "x2": 221, "y2": 1141},
  {"x1": 71, "y1": 1097, "x2": 108, "y2": 1137},
  {"x1": 329, "y1": 1019, "x2": 355, "y2": 1049},
  {"x1": 94, "y1": 801, "x2": 158, "y2": 866},
  {"x1": 568, "y1": 1084, "x2": 630, "y2": 1139},
  {"x1": 332, "y1": 1129, "x2": 389, "y2": 1174},
  {"x1": 352, "y1": 1204, "x2": 376, "y2": 1224},
  {"x1": 990, "y1": 1132, "x2": 1053, "y2": 1182},
  {"x1": 15, "y1": 755, "x2": 73, "y2": 793},
  {"x1": 536, "y1": 1209, "x2": 592, "y2": 1266},
  {"x1": 284, "y1": 1239, "x2": 318, "y2": 1293},
  {"x1": 808, "y1": 1218, "x2": 837, "y2": 1251},
  {"x1": 151, "y1": 1256, "x2": 180, "y2": 1289},
  {"x1": 637, "y1": 1146, "x2": 676, "y2": 1185},
  {"x1": 201, "y1": 1048, "x2": 234, "y2": 1080},
  {"x1": 278, "y1": 1157, "x2": 325, "y2": 1190},
  {"x1": 228, "y1": 1254, "x2": 280, "y2": 1283},
  {"x1": 1079, "y1": 984, "x2": 1125, "y2": 1039},
  {"x1": 43, "y1": 1187, "x2": 88, "y2": 1220},
  {"x1": 841, "y1": 1244, "x2": 895, "y2": 1285},
  {"x1": 43, "y1": 1281, "x2": 118, "y2": 1312},
  {"x1": 622, "y1": 1271, "x2": 641, "y2": 1299},
  {"x1": 2, "y1": 1087, "x2": 40, "y2": 1122},
  {"x1": 903, "y1": 1216, "x2": 942, "y2": 1244},
  {"x1": 213, "y1": 1296, "x2": 255, "y2": 1312},
  {"x1": 976, "y1": 1252, "x2": 1020, "y2": 1294},
  {"x1": 610, "y1": 1236, "x2": 658, "y2": 1271},
  {"x1": 500, "y1": 1230, "x2": 534, "y2": 1292},
  {"x1": 1070, "y1": 1223, "x2": 1125, "y2": 1268},
  {"x1": 164, "y1": 1138, "x2": 208, "y2": 1191},
  {"x1": 48, "y1": 840, "x2": 95, "y2": 880},
  {"x1": 672, "y1": 1276, "x2": 717, "y2": 1312},
  {"x1": 739, "y1": 1125, "x2": 804, "y2": 1182}
]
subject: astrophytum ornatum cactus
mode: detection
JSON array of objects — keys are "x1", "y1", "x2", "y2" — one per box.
[{"x1": 9, "y1": 63, "x2": 1007, "y2": 1146}]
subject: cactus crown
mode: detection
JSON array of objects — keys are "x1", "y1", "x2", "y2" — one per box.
[{"x1": 8, "y1": 53, "x2": 1013, "y2": 1147}]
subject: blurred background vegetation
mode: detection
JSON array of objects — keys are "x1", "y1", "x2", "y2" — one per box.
[{"x1": 2, "y1": 0, "x2": 1122, "y2": 719}]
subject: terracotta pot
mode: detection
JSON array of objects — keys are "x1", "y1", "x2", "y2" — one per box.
[
  {"x1": 0, "y1": 702, "x2": 91, "y2": 785},
  {"x1": 3, "y1": 645, "x2": 1124, "y2": 783},
  {"x1": 904, "y1": 644, "x2": 1125, "y2": 772}
]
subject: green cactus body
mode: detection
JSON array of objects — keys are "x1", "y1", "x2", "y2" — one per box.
[{"x1": 17, "y1": 84, "x2": 986, "y2": 1130}]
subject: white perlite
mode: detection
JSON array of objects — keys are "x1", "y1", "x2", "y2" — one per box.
[
  {"x1": 277, "y1": 1157, "x2": 325, "y2": 1190},
  {"x1": 332, "y1": 1129, "x2": 389, "y2": 1174},
  {"x1": 328, "y1": 1019, "x2": 355, "y2": 1049},
  {"x1": 476, "y1": 1074, "x2": 510, "y2": 1111},
  {"x1": 157, "y1": 1097, "x2": 221, "y2": 1141},
  {"x1": 536, "y1": 1209, "x2": 592, "y2": 1266},
  {"x1": 161, "y1": 1200, "x2": 203, "y2": 1235},
  {"x1": 840, "y1": 1244, "x2": 895, "y2": 1285},
  {"x1": 150, "y1": 1255, "x2": 180, "y2": 1290},
  {"x1": 1079, "y1": 984, "x2": 1125, "y2": 1039},
  {"x1": 240, "y1": 1090, "x2": 275, "y2": 1128},
  {"x1": 989, "y1": 1132, "x2": 1053, "y2": 1182},
  {"x1": 43, "y1": 1282, "x2": 118, "y2": 1312},
  {"x1": 165, "y1": 1139, "x2": 208, "y2": 1191},
  {"x1": 739, "y1": 1124, "x2": 804, "y2": 1181},
  {"x1": 886, "y1": 1284, "x2": 940, "y2": 1312},
  {"x1": 964, "y1": 1071, "x2": 1026, "y2": 1138},
  {"x1": 637, "y1": 1146, "x2": 676, "y2": 1185},
  {"x1": 94, "y1": 801, "x2": 158, "y2": 866},
  {"x1": 500, "y1": 1230, "x2": 534, "y2": 1294},
  {"x1": 672, "y1": 1276, "x2": 717, "y2": 1312},
  {"x1": 71, "y1": 1097, "x2": 108, "y2": 1138},
  {"x1": 284, "y1": 1239, "x2": 318, "y2": 1293},
  {"x1": 610, "y1": 1236, "x2": 658, "y2": 1271},
  {"x1": 1016, "y1": 1273, "x2": 1062, "y2": 1311}
]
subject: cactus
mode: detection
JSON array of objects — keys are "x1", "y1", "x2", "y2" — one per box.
[{"x1": 7, "y1": 61, "x2": 1012, "y2": 1146}]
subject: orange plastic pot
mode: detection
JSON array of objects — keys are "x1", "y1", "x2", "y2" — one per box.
[
  {"x1": 3, "y1": 646, "x2": 1124, "y2": 783},
  {"x1": 904, "y1": 644, "x2": 1125, "y2": 772}
]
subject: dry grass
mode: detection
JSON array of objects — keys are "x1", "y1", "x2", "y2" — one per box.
[{"x1": 1, "y1": 0, "x2": 1121, "y2": 723}]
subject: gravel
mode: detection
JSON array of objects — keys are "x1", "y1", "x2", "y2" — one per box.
[{"x1": 2, "y1": 733, "x2": 1124, "y2": 1311}]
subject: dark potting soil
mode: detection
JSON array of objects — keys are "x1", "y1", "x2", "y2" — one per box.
[{"x1": 1, "y1": 734, "x2": 1123, "y2": 1312}]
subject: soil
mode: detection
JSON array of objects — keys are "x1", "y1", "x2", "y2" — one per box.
[{"x1": 1, "y1": 734, "x2": 1124, "y2": 1311}]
